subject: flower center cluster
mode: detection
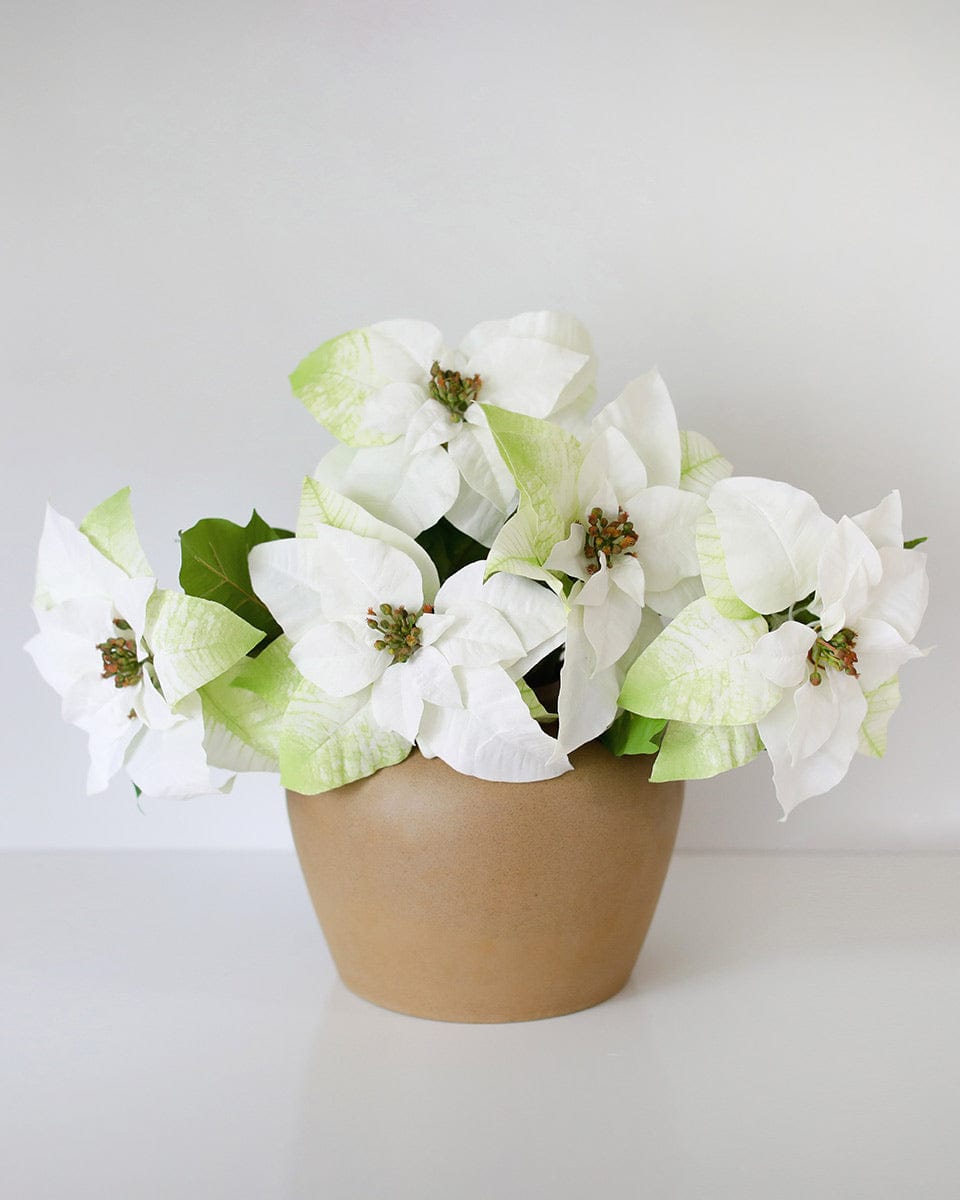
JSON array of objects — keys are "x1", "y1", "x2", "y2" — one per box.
[
  {"x1": 429, "y1": 361, "x2": 482, "y2": 422},
  {"x1": 96, "y1": 618, "x2": 150, "y2": 689},
  {"x1": 583, "y1": 507, "x2": 638, "y2": 575},
  {"x1": 366, "y1": 603, "x2": 434, "y2": 664},
  {"x1": 808, "y1": 627, "x2": 859, "y2": 686}
]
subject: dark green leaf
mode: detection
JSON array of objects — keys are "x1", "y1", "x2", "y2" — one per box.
[
  {"x1": 415, "y1": 517, "x2": 488, "y2": 584},
  {"x1": 904, "y1": 536, "x2": 928, "y2": 550},
  {"x1": 179, "y1": 511, "x2": 292, "y2": 649},
  {"x1": 602, "y1": 711, "x2": 667, "y2": 757}
]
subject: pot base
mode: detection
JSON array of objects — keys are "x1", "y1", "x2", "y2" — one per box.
[{"x1": 287, "y1": 743, "x2": 682, "y2": 1024}]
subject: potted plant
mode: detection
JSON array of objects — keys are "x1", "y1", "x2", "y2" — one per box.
[{"x1": 26, "y1": 311, "x2": 930, "y2": 1023}]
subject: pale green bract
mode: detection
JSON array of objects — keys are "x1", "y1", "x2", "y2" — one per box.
[
  {"x1": 651, "y1": 720, "x2": 762, "y2": 783},
  {"x1": 619, "y1": 597, "x2": 781, "y2": 727},
  {"x1": 695, "y1": 510, "x2": 758, "y2": 620},
  {"x1": 290, "y1": 328, "x2": 426, "y2": 447},
  {"x1": 79, "y1": 487, "x2": 153, "y2": 579},
  {"x1": 279, "y1": 679, "x2": 412, "y2": 795},
  {"x1": 199, "y1": 638, "x2": 301, "y2": 773},
  {"x1": 858, "y1": 676, "x2": 901, "y2": 758},
  {"x1": 483, "y1": 404, "x2": 582, "y2": 589},
  {"x1": 678, "y1": 431, "x2": 734, "y2": 498},
  {"x1": 146, "y1": 591, "x2": 262, "y2": 707}
]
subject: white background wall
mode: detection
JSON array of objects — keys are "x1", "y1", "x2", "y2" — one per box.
[{"x1": 2, "y1": 0, "x2": 957, "y2": 850}]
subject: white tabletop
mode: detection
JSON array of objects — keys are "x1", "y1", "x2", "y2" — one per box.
[{"x1": 3, "y1": 850, "x2": 958, "y2": 1199}]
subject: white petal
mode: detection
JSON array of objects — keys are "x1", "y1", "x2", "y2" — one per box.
[
  {"x1": 291, "y1": 619, "x2": 387, "y2": 697},
  {"x1": 359, "y1": 381, "x2": 429, "y2": 441},
  {"x1": 297, "y1": 477, "x2": 440, "y2": 603},
  {"x1": 625, "y1": 486, "x2": 705, "y2": 592},
  {"x1": 443, "y1": 477, "x2": 510, "y2": 547},
  {"x1": 581, "y1": 586, "x2": 645, "y2": 674},
  {"x1": 447, "y1": 417, "x2": 517, "y2": 512},
  {"x1": 860, "y1": 547, "x2": 929, "y2": 643},
  {"x1": 369, "y1": 318, "x2": 445, "y2": 371},
  {"x1": 25, "y1": 599, "x2": 112, "y2": 695},
  {"x1": 439, "y1": 562, "x2": 567, "y2": 673},
  {"x1": 543, "y1": 524, "x2": 591, "y2": 582},
  {"x1": 852, "y1": 490, "x2": 903, "y2": 550},
  {"x1": 789, "y1": 672, "x2": 844, "y2": 763},
  {"x1": 249, "y1": 528, "x2": 424, "y2": 638},
  {"x1": 759, "y1": 672, "x2": 867, "y2": 818},
  {"x1": 610, "y1": 552, "x2": 647, "y2": 609},
  {"x1": 125, "y1": 706, "x2": 225, "y2": 799},
  {"x1": 555, "y1": 609, "x2": 621, "y2": 755},
  {"x1": 461, "y1": 311, "x2": 595, "y2": 415},
  {"x1": 314, "y1": 441, "x2": 460, "y2": 538},
  {"x1": 466, "y1": 337, "x2": 591, "y2": 419},
  {"x1": 405, "y1": 397, "x2": 456, "y2": 454},
  {"x1": 591, "y1": 370, "x2": 682, "y2": 488},
  {"x1": 134, "y1": 674, "x2": 180, "y2": 730},
  {"x1": 813, "y1": 516, "x2": 882, "y2": 638},
  {"x1": 87, "y1": 723, "x2": 140, "y2": 794},
  {"x1": 111, "y1": 576, "x2": 157, "y2": 646},
  {"x1": 406, "y1": 645, "x2": 463, "y2": 707},
  {"x1": 370, "y1": 662, "x2": 426, "y2": 743},
  {"x1": 33, "y1": 504, "x2": 135, "y2": 611},
  {"x1": 645, "y1": 575, "x2": 705, "y2": 619},
  {"x1": 62, "y1": 671, "x2": 139, "y2": 735},
  {"x1": 853, "y1": 617, "x2": 923, "y2": 693},
  {"x1": 431, "y1": 601, "x2": 525, "y2": 667},
  {"x1": 417, "y1": 666, "x2": 571, "y2": 782},
  {"x1": 576, "y1": 429, "x2": 642, "y2": 514},
  {"x1": 574, "y1": 560, "x2": 611, "y2": 607},
  {"x1": 751, "y1": 621, "x2": 817, "y2": 688},
  {"x1": 708, "y1": 477, "x2": 833, "y2": 615}
]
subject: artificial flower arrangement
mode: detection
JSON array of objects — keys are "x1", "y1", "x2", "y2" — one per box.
[{"x1": 27, "y1": 311, "x2": 929, "y2": 818}]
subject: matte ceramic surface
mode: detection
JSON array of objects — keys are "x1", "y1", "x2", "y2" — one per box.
[{"x1": 287, "y1": 743, "x2": 683, "y2": 1023}]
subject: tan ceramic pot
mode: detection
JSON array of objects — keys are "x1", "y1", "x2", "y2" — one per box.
[{"x1": 287, "y1": 741, "x2": 682, "y2": 1023}]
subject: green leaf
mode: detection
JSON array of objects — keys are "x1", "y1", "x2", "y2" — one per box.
[
  {"x1": 517, "y1": 679, "x2": 557, "y2": 723},
  {"x1": 679, "y1": 431, "x2": 733, "y2": 497},
  {"x1": 858, "y1": 676, "x2": 901, "y2": 758},
  {"x1": 279, "y1": 679, "x2": 411, "y2": 794},
  {"x1": 80, "y1": 487, "x2": 152, "y2": 578},
  {"x1": 415, "y1": 517, "x2": 488, "y2": 585},
  {"x1": 651, "y1": 720, "x2": 762, "y2": 782},
  {"x1": 179, "y1": 512, "x2": 293, "y2": 645},
  {"x1": 619, "y1": 597, "x2": 780, "y2": 726},
  {"x1": 145, "y1": 590, "x2": 262, "y2": 706},
  {"x1": 602, "y1": 711, "x2": 666, "y2": 757},
  {"x1": 695, "y1": 510, "x2": 759, "y2": 620},
  {"x1": 904, "y1": 536, "x2": 928, "y2": 550}
]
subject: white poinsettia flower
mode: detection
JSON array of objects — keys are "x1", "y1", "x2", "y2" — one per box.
[
  {"x1": 25, "y1": 492, "x2": 261, "y2": 799},
  {"x1": 249, "y1": 525, "x2": 569, "y2": 783},
  {"x1": 743, "y1": 490, "x2": 929, "y2": 816},
  {"x1": 485, "y1": 370, "x2": 722, "y2": 757},
  {"x1": 291, "y1": 311, "x2": 597, "y2": 545}
]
